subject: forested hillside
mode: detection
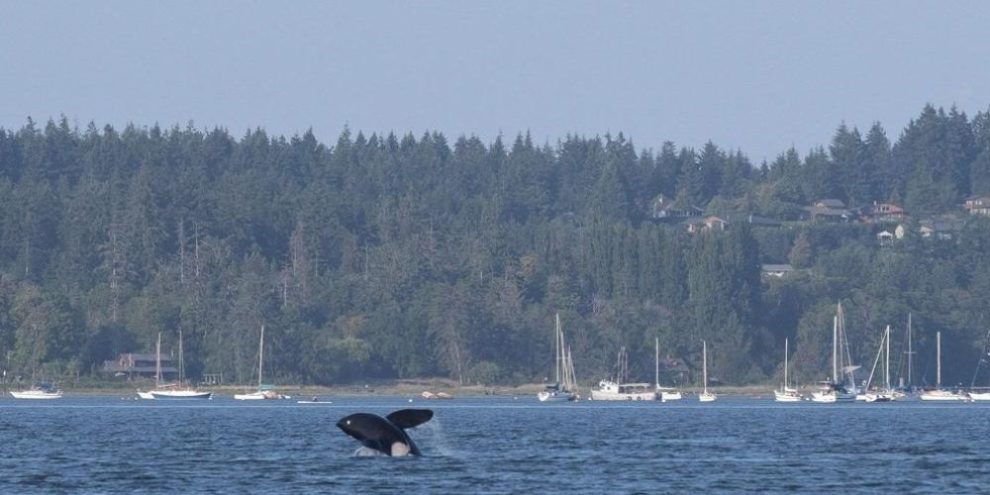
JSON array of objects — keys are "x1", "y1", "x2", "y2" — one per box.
[{"x1": 2, "y1": 103, "x2": 990, "y2": 388}]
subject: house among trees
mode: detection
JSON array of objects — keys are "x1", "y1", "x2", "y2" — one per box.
[
  {"x1": 102, "y1": 353, "x2": 178, "y2": 380},
  {"x1": 964, "y1": 196, "x2": 990, "y2": 216},
  {"x1": 687, "y1": 216, "x2": 728, "y2": 234},
  {"x1": 801, "y1": 199, "x2": 854, "y2": 222},
  {"x1": 895, "y1": 218, "x2": 959, "y2": 241},
  {"x1": 650, "y1": 194, "x2": 703, "y2": 220},
  {"x1": 865, "y1": 202, "x2": 907, "y2": 223},
  {"x1": 761, "y1": 264, "x2": 796, "y2": 279}
]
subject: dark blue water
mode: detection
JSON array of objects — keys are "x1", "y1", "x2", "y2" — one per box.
[{"x1": 1, "y1": 395, "x2": 989, "y2": 494}]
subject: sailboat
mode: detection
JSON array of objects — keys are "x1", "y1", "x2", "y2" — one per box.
[
  {"x1": 136, "y1": 333, "x2": 163, "y2": 400},
  {"x1": 235, "y1": 325, "x2": 289, "y2": 400},
  {"x1": 537, "y1": 313, "x2": 577, "y2": 402},
  {"x1": 698, "y1": 340, "x2": 717, "y2": 402},
  {"x1": 811, "y1": 303, "x2": 858, "y2": 403},
  {"x1": 10, "y1": 382, "x2": 62, "y2": 399},
  {"x1": 150, "y1": 329, "x2": 212, "y2": 400},
  {"x1": 655, "y1": 337, "x2": 682, "y2": 401},
  {"x1": 920, "y1": 331, "x2": 967, "y2": 401},
  {"x1": 774, "y1": 338, "x2": 801, "y2": 402},
  {"x1": 860, "y1": 325, "x2": 895, "y2": 402}
]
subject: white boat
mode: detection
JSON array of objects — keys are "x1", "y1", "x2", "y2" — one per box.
[
  {"x1": 234, "y1": 325, "x2": 288, "y2": 400},
  {"x1": 859, "y1": 325, "x2": 895, "y2": 403},
  {"x1": 774, "y1": 338, "x2": 802, "y2": 402},
  {"x1": 698, "y1": 340, "x2": 717, "y2": 402},
  {"x1": 920, "y1": 331, "x2": 968, "y2": 401},
  {"x1": 968, "y1": 392, "x2": 990, "y2": 401},
  {"x1": 149, "y1": 330, "x2": 212, "y2": 400},
  {"x1": 151, "y1": 388, "x2": 213, "y2": 400},
  {"x1": 591, "y1": 346, "x2": 658, "y2": 401},
  {"x1": 10, "y1": 385, "x2": 62, "y2": 399},
  {"x1": 654, "y1": 338, "x2": 682, "y2": 401},
  {"x1": 811, "y1": 303, "x2": 857, "y2": 403},
  {"x1": 538, "y1": 313, "x2": 578, "y2": 402}
]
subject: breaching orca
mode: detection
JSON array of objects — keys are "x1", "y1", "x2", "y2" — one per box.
[{"x1": 336, "y1": 409, "x2": 434, "y2": 456}]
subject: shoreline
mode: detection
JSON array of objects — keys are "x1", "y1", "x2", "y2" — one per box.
[{"x1": 2, "y1": 379, "x2": 778, "y2": 398}]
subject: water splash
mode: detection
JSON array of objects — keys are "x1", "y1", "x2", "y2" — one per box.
[
  {"x1": 414, "y1": 418, "x2": 461, "y2": 458},
  {"x1": 352, "y1": 447, "x2": 388, "y2": 458}
]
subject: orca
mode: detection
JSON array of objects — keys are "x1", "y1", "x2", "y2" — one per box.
[{"x1": 336, "y1": 409, "x2": 434, "y2": 457}]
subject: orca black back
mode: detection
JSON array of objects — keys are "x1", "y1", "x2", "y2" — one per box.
[{"x1": 337, "y1": 409, "x2": 434, "y2": 456}]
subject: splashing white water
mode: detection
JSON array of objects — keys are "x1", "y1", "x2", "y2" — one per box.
[
  {"x1": 414, "y1": 418, "x2": 460, "y2": 458},
  {"x1": 352, "y1": 447, "x2": 388, "y2": 458}
]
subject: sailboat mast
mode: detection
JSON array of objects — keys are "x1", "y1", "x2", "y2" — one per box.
[
  {"x1": 885, "y1": 325, "x2": 891, "y2": 390},
  {"x1": 155, "y1": 332, "x2": 162, "y2": 387},
  {"x1": 655, "y1": 337, "x2": 660, "y2": 389},
  {"x1": 784, "y1": 338, "x2": 787, "y2": 392},
  {"x1": 832, "y1": 314, "x2": 838, "y2": 383},
  {"x1": 937, "y1": 331, "x2": 942, "y2": 388},
  {"x1": 554, "y1": 313, "x2": 561, "y2": 385},
  {"x1": 258, "y1": 324, "x2": 265, "y2": 388},
  {"x1": 178, "y1": 328, "x2": 184, "y2": 385},
  {"x1": 908, "y1": 313, "x2": 914, "y2": 387},
  {"x1": 703, "y1": 340, "x2": 708, "y2": 394}
]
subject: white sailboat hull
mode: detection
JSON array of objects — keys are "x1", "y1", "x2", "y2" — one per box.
[
  {"x1": 920, "y1": 390, "x2": 968, "y2": 401},
  {"x1": 537, "y1": 390, "x2": 576, "y2": 402},
  {"x1": 10, "y1": 390, "x2": 62, "y2": 399},
  {"x1": 774, "y1": 389, "x2": 802, "y2": 402},
  {"x1": 967, "y1": 392, "x2": 990, "y2": 401},
  {"x1": 698, "y1": 392, "x2": 717, "y2": 402},
  {"x1": 150, "y1": 389, "x2": 213, "y2": 400},
  {"x1": 136, "y1": 391, "x2": 155, "y2": 400},
  {"x1": 234, "y1": 390, "x2": 287, "y2": 400},
  {"x1": 656, "y1": 388, "x2": 682, "y2": 401}
]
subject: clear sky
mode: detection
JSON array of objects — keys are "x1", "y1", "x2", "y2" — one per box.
[{"x1": 1, "y1": 1, "x2": 988, "y2": 162}]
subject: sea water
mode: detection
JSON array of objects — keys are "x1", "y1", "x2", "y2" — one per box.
[{"x1": 0, "y1": 395, "x2": 988, "y2": 493}]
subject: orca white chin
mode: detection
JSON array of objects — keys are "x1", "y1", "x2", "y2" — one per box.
[{"x1": 390, "y1": 442, "x2": 412, "y2": 457}]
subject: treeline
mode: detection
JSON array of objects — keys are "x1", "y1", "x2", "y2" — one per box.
[{"x1": 1, "y1": 103, "x2": 989, "y2": 387}]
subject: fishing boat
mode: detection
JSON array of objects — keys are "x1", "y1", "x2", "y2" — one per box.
[
  {"x1": 698, "y1": 340, "x2": 717, "y2": 402},
  {"x1": 538, "y1": 313, "x2": 578, "y2": 402},
  {"x1": 234, "y1": 325, "x2": 289, "y2": 400},
  {"x1": 10, "y1": 383, "x2": 62, "y2": 399},
  {"x1": 591, "y1": 346, "x2": 657, "y2": 401},
  {"x1": 774, "y1": 338, "x2": 802, "y2": 402},
  {"x1": 920, "y1": 331, "x2": 968, "y2": 401},
  {"x1": 859, "y1": 325, "x2": 895, "y2": 402},
  {"x1": 811, "y1": 303, "x2": 858, "y2": 403},
  {"x1": 150, "y1": 329, "x2": 212, "y2": 400},
  {"x1": 655, "y1": 338, "x2": 682, "y2": 401}
]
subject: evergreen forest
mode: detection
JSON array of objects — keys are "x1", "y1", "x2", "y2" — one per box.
[{"x1": 3, "y1": 103, "x2": 990, "y2": 390}]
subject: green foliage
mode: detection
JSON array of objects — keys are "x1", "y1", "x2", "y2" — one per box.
[{"x1": 1, "y1": 104, "x2": 990, "y2": 386}]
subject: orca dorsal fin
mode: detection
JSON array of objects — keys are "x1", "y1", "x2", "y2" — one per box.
[{"x1": 386, "y1": 409, "x2": 433, "y2": 429}]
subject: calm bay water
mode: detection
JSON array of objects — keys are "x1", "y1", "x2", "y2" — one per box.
[{"x1": 1, "y1": 395, "x2": 989, "y2": 493}]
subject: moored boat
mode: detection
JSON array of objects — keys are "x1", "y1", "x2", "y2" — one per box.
[
  {"x1": 10, "y1": 385, "x2": 62, "y2": 400},
  {"x1": 774, "y1": 338, "x2": 802, "y2": 402}
]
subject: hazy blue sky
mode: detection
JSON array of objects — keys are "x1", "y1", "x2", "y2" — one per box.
[{"x1": 2, "y1": 1, "x2": 988, "y2": 162}]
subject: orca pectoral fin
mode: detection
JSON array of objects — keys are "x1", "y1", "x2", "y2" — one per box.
[{"x1": 386, "y1": 409, "x2": 433, "y2": 429}]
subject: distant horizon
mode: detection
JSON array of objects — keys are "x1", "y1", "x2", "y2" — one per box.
[{"x1": 8, "y1": 99, "x2": 986, "y2": 165}]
